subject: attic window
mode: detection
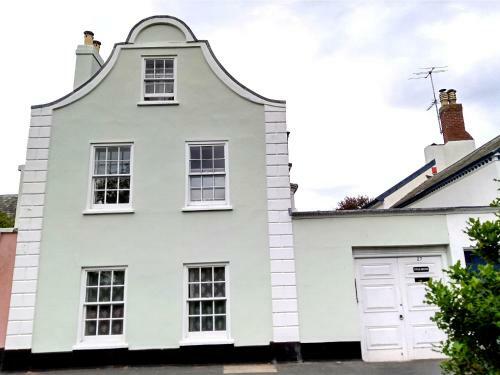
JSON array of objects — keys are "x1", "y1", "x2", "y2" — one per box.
[{"x1": 143, "y1": 58, "x2": 176, "y2": 102}]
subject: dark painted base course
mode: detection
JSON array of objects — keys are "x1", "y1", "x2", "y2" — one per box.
[{"x1": 0, "y1": 342, "x2": 361, "y2": 371}]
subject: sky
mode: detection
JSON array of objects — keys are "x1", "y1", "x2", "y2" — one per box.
[{"x1": 0, "y1": 0, "x2": 499, "y2": 210}]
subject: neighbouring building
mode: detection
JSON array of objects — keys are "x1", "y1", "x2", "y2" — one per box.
[{"x1": 1, "y1": 15, "x2": 498, "y2": 370}]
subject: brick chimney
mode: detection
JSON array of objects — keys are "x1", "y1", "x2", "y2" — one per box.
[
  {"x1": 424, "y1": 89, "x2": 476, "y2": 172},
  {"x1": 439, "y1": 89, "x2": 473, "y2": 143}
]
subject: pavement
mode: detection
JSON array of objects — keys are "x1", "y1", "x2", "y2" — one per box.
[{"x1": 9, "y1": 360, "x2": 442, "y2": 374}]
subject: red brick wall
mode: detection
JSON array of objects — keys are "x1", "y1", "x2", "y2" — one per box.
[
  {"x1": 440, "y1": 103, "x2": 473, "y2": 143},
  {"x1": 0, "y1": 231, "x2": 16, "y2": 349}
]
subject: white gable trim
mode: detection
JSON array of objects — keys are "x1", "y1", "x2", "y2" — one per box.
[{"x1": 126, "y1": 16, "x2": 196, "y2": 43}]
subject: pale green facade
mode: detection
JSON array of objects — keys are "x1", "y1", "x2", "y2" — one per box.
[
  {"x1": 32, "y1": 28, "x2": 273, "y2": 352},
  {"x1": 292, "y1": 213, "x2": 450, "y2": 344}
]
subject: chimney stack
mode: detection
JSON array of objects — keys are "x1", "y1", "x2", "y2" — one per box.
[
  {"x1": 73, "y1": 30, "x2": 104, "y2": 89},
  {"x1": 439, "y1": 89, "x2": 473, "y2": 143}
]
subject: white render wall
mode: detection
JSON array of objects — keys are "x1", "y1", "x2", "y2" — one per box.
[
  {"x1": 5, "y1": 108, "x2": 52, "y2": 350},
  {"x1": 409, "y1": 159, "x2": 499, "y2": 209},
  {"x1": 264, "y1": 105, "x2": 300, "y2": 343}
]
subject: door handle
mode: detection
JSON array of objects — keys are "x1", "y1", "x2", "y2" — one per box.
[{"x1": 399, "y1": 314, "x2": 404, "y2": 320}]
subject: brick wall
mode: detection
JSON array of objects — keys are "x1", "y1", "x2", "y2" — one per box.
[{"x1": 440, "y1": 103, "x2": 473, "y2": 143}]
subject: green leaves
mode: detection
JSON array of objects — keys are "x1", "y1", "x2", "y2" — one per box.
[
  {"x1": 0, "y1": 211, "x2": 14, "y2": 228},
  {"x1": 425, "y1": 200, "x2": 500, "y2": 374}
]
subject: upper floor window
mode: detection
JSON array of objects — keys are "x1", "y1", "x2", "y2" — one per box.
[
  {"x1": 143, "y1": 58, "x2": 176, "y2": 102},
  {"x1": 88, "y1": 144, "x2": 133, "y2": 212},
  {"x1": 186, "y1": 142, "x2": 229, "y2": 208}
]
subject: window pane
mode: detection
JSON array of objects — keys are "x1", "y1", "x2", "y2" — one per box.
[
  {"x1": 202, "y1": 301, "x2": 213, "y2": 315},
  {"x1": 120, "y1": 147, "x2": 130, "y2": 161},
  {"x1": 214, "y1": 316, "x2": 226, "y2": 331},
  {"x1": 190, "y1": 146, "x2": 201, "y2": 159},
  {"x1": 155, "y1": 82, "x2": 165, "y2": 93},
  {"x1": 214, "y1": 300, "x2": 226, "y2": 314},
  {"x1": 201, "y1": 268, "x2": 212, "y2": 282},
  {"x1": 214, "y1": 146, "x2": 224, "y2": 159},
  {"x1": 112, "y1": 287, "x2": 124, "y2": 302},
  {"x1": 214, "y1": 159, "x2": 225, "y2": 172},
  {"x1": 202, "y1": 146, "x2": 213, "y2": 160},
  {"x1": 99, "y1": 287, "x2": 111, "y2": 302},
  {"x1": 190, "y1": 188, "x2": 201, "y2": 201},
  {"x1": 111, "y1": 320, "x2": 123, "y2": 335},
  {"x1": 189, "y1": 284, "x2": 200, "y2": 298},
  {"x1": 87, "y1": 272, "x2": 99, "y2": 286},
  {"x1": 202, "y1": 316, "x2": 213, "y2": 331},
  {"x1": 94, "y1": 177, "x2": 106, "y2": 190},
  {"x1": 202, "y1": 188, "x2": 213, "y2": 201},
  {"x1": 113, "y1": 271, "x2": 125, "y2": 285},
  {"x1": 94, "y1": 191, "x2": 105, "y2": 204},
  {"x1": 112, "y1": 304, "x2": 124, "y2": 318},
  {"x1": 165, "y1": 82, "x2": 174, "y2": 93},
  {"x1": 118, "y1": 190, "x2": 130, "y2": 204},
  {"x1": 202, "y1": 160, "x2": 213, "y2": 172},
  {"x1": 98, "y1": 320, "x2": 110, "y2": 335},
  {"x1": 189, "y1": 301, "x2": 200, "y2": 315},
  {"x1": 214, "y1": 267, "x2": 225, "y2": 281},
  {"x1": 201, "y1": 283, "x2": 213, "y2": 298},
  {"x1": 95, "y1": 161, "x2": 106, "y2": 175},
  {"x1": 119, "y1": 177, "x2": 130, "y2": 189},
  {"x1": 214, "y1": 176, "x2": 225, "y2": 187},
  {"x1": 108, "y1": 161, "x2": 118, "y2": 175},
  {"x1": 202, "y1": 175, "x2": 214, "y2": 188},
  {"x1": 214, "y1": 188, "x2": 225, "y2": 200},
  {"x1": 108, "y1": 147, "x2": 119, "y2": 161},
  {"x1": 86, "y1": 287, "x2": 98, "y2": 302},
  {"x1": 165, "y1": 59, "x2": 174, "y2": 69},
  {"x1": 145, "y1": 59, "x2": 154, "y2": 70},
  {"x1": 100, "y1": 271, "x2": 112, "y2": 285},
  {"x1": 85, "y1": 320, "x2": 97, "y2": 336},
  {"x1": 107, "y1": 178, "x2": 118, "y2": 190},
  {"x1": 106, "y1": 191, "x2": 117, "y2": 204},
  {"x1": 188, "y1": 268, "x2": 200, "y2": 282},
  {"x1": 145, "y1": 81, "x2": 154, "y2": 94},
  {"x1": 190, "y1": 176, "x2": 201, "y2": 188},
  {"x1": 214, "y1": 283, "x2": 225, "y2": 298},
  {"x1": 95, "y1": 148, "x2": 107, "y2": 161},
  {"x1": 189, "y1": 317, "x2": 200, "y2": 332},
  {"x1": 86, "y1": 305, "x2": 98, "y2": 319},
  {"x1": 99, "y1": 305, "x2": 111, "y2": 319},
  {"x1": 120, "y1": 161, "x2": 130, "y2": 174},
  {"x1": 190, "y1": 160, "x2": 201, "y2": 173}
]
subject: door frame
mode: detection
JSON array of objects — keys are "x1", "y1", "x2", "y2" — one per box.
[{"x1": 352, "y1": 246, "x2": 448, "y2": 362}]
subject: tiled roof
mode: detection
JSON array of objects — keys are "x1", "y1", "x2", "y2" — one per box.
[
  {"x1": 0, "y1": 194, "x2": 18, "y2": 218},
  {"x1": 393, "y1": 135, "x2": 500, "y2": 208}
]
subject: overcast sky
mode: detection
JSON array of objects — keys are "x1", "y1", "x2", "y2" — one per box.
[{"x1": 1, "y1": 0, "x2": 499, "y2": 210}]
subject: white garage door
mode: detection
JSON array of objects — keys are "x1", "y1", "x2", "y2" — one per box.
[{"x1": 355, "y1": 255, "x2": 446, "y2": 362}]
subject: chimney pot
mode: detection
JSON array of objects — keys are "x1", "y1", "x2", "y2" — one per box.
[
  {"x1": 83, "y1": 31, "x2": 94, "y2": 45},
  {"x1": 438, "y1": 89, "x2": 449, "y2": 106},
  {"x1": 447, "y1": 89, "x2": 457, "y2": 104},
  {"x1": 93, "y1": 40, "x2": 101, "y2": 52}
]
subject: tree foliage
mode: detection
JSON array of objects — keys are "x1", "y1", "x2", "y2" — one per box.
[
  {"x1": 425, "y1": 199, "x2": 500, "y2": 374},
  {"x1": 336, "y1": 195, "x2": 371, "y2": 210},
  {"x1": 0, "y1": 211, "x2": 14, "y2": 228}
]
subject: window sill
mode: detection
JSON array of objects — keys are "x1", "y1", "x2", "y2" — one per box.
[
  {"x1": 137, "y1": 101, "x2": 179, "y2": 106},
  {"x1": 179, "y1": 338, "x2": 234, "y2": 347},
  {"x1": 83, "y1": 208, "x2": 135, "y2": 215},
  {"x1": 73, "y1": 341, "x2": 128, "y2": 350},
  {"x1": 182, "y1": 205, "x2": 233, "y2": 212}
]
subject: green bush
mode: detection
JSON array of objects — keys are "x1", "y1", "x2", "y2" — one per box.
[
  {"x1": 425, "y1": 200, "x2": 500, "y2": 374},
  {"x1": 0, "y1": 211, "x2": 14, "y2": 228}
]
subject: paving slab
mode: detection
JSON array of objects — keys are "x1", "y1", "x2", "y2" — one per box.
[{"x1": 6, "y1": 360, "x2": 442, "y2": 374}]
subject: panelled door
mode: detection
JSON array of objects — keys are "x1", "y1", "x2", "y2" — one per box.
[{"x1": 355, "y1": 255, "x2": 446, "y2": 362}]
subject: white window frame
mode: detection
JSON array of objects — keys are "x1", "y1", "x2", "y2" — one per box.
[
  {"x1": 138, "y1": 56, "x2": 178, "y2": 105},
  {"x1": 183, "y1": 141, "x2": 231, "y2": 211},
  {"x1": 74, "y1": 266, "x2": 128, "y2": 350},
  {"x1": 84, "y1": 142, "x2": 134, "y2": 215},
  {"x1": 180, "y1": 263, "x2": 233, "y2": 346}
]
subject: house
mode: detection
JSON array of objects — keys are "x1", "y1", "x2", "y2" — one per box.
[
  {"x1": 0, "y1": 195, "x2": 17, "y2": 364},
  {"x1": 1, "y1": 15, "x2": 498, "y2": 369}
]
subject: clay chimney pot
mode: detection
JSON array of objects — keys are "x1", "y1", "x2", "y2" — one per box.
[
  {"x1": 439, "y1": 89, "x2": 449, "y2": 106},
  {"x1": 83, "y1": 31, "x2": 94, "y2": 45}
]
